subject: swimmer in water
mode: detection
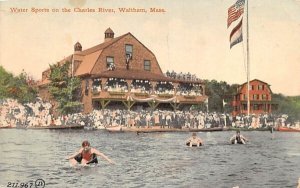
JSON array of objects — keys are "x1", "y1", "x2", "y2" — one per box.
[
  {"x1": 230, "y1": 130, "x2": 248, "y2": 144},
  {"x1": 186, "y1": 132, "x2": 203, "y2": 147},
  {"x1": 67, "y1": 140, "x2": 115, "y2": 166}
]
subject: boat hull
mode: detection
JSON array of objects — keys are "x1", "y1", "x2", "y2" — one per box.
[
  {"x1": 277, "y1": 127, "x2": 300, "y2": 132},
  {"x1": 27, "y1": 125, "x2": 84, "y2": 129}
]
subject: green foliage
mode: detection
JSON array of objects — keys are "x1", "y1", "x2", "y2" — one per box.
[
  {"x1": 204, "y1": 79, "x2": 236, "y2": 113},
  {"x1": 272, "y1": 94, "x2": 300, "y2": 122},
  {"x1": 204, "y1": 80, "x2": 300, "y2": 121},
  {"x1": 0, "y1": 66, "x2": 13, "y2": 99},
  {"x1": 48, "y1": 61, "x2": 82, "y2": 115},
  {"x1": 0, "y1": 66, "x2": 37, "y2": 103}
]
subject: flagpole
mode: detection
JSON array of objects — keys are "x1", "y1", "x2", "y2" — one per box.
[{"x1": 246, "y1": 0, "x2": 250, "y2": 117}]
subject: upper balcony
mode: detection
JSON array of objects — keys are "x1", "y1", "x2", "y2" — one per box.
[{"x1": 90, "y1": 78, "x2": 206, "y2": 103}]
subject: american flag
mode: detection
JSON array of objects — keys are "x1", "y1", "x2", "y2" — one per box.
[{"x1": 227, "y1": 0, "x2": 245, "y2": 28}]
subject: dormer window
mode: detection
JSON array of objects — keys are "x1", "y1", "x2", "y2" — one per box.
[
  {"x1": 144, "y1": 60, "x2": 151, "y2": 71},
  {"x1": 125, "y1": 44, "x2": 133, "y2": 60},
  {"x1": 106, "y1": 56, "x2": 114, "y2": 68}
]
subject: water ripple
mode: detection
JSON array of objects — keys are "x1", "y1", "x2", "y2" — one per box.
[{"x1": 1, "y1": 130, "x2": 300, "y2": 187}]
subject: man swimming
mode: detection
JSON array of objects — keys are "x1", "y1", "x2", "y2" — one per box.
[
  {"x1": 230, "y1": 130, "x2": 248, "y2": 144},
  {"x1": 67, "y1": 140, "x2": 115, "y2": 166},
  {"x1": 186, "y1": 132, "x2": 203, "y2": 147}
]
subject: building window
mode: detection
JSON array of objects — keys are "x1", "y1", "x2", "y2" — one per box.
[
  {"x1": 106, "y1": 56, "x2": 114, "y2": 69},
  {"x1": 92, "y1": 78, "x2": 102, "y2": 93},
  {"x1": 85, "y1": 79, "x2": 89, "y2": 95},
  {"x1": 253, "y1": 94, "x2": 259, "y2": 100},
  {"x1": 258, "y1": 85, "x2": 264, "y2": 90},
  {"x1": 253, "y1": 104, "x2": 259, "y2": 110},
  {"x1": 262, "y1": 94, "x2": 268, "y2": 100},
  {"x1": 243, "y1": 94, "x2": 247, "y2": 100},
  {"x1": 251, "y1": 85, "x2": 255, "y2": 90},
  {"x1": 125, "y1": 44, "x2": 133, "y2": 59},
  {"x1": 144, "y1": 60, "x2": 151, "y2": 71}
]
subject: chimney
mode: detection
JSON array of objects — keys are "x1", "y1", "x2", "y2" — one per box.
[
  {"x1": 74, "y1": 42, "x2": 82, "y2": 54},
  {"x1": 104, "y1": 27, "x2": 114, "y2": 42}
]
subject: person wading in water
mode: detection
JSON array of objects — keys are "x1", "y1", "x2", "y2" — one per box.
[
  {"x1": 186, "y1": 132, "x2": 203, "y2": 147},
  {"x1": 67, "y1": 140, "x2": 115, "y2": 166},
  {"x1": 230, "y1": 130, "x2": 248, "y2": 144}
]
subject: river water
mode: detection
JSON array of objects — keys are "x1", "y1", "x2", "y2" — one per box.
[{"x1": 0, "y1": 129, "x2": 299, "y2": 188}]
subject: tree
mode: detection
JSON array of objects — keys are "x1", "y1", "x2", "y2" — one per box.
[
  {"x1": 10, "y1": 71, "x2": 38, "y2": 103},
  {"x1": 0, "y1": 65, "x2": 14, "y2": 99},
  {"x1": 48, "y1": 61, "x2": 82, "y2": 115},
  {"x1": 204, "y1": 79, "x2": 234, "y2": 113},
  {"x1": 0, "y1": 66, "x2": 37, "y2": 103},
  {"x1": 272, "y1": 94, "x2": 300, "y2": 123}
]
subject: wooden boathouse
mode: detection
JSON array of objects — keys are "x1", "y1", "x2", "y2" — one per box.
[{"x1": 38, "y1": 28, "x2": 208, "y2": 113}]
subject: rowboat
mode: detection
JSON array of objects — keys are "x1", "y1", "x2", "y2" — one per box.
[
  {"x1": 188, "y1": 127, "x2": 225, "y2": 132},
  {"x1": 277, "y1": 126, "x2": 300, "y2": 132},
  {"x1": 0, "y1": 125, "x2": 13, "y2": 129},
  {"x1": 106, "y1": 126, "x2": 124, "y2": 132},
  {"x1": 27, "y1": 124, "x2": 84, "y2": 129}
]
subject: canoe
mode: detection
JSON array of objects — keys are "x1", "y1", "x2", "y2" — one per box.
[
  {"x1": 188, "y1": 127, "x2": 225, "y2": 132},
  {"x1": 106, "y1": 126, "x2": 124, "y2": 132},
  {"x1": 27, "y1": 124, "x2": 84, "y2": 129},
  {"x1": 277, "y1": 126, "x2": 300, "y2": 132},
  {"x1": 227, "y1": 127, "x2": 271, "y2": 131},
  {"x1": 0, "y1": 125, "x2": 13, "y2": 129}
]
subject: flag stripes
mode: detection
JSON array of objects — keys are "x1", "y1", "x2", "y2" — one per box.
[
  {"x1": 229, "y1": 19, "x2": 243, "y2": 48},
  {"x1": 227, "y1": 0, "x2": 245, "y2": 28}
]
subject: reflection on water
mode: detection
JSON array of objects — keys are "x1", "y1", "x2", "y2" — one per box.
[{"x1": 0, "y1": 129, "x2": 299, "y2": 188}]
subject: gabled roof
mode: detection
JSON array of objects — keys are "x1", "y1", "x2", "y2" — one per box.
[
  {"x1": 80, "y1": 33, "x2": 128, "y2": 56},
  {"x1": 236, "y1": 79, "x2": 273, "y2": 94},
  {"x1": 74, "y1": 32, "x2": 162, "y2": 77},
  {"x1": 42, "y1": 31, "x2": 164, "y2": 82},
  {"x1": 241, "y1": 79, "x2": 270, "y2": 86},
  {"x1": 49, "y1": 33, "x2": 128, "y2": 78},
  {"x1": 75, "y1": 50, "x2": 102, "y2": 76}
]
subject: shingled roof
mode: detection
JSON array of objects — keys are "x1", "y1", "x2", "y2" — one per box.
[
  {"x1": 74, "y1": 50, "x2": 102, "y2": 76},
  {"x1": 80, "y1": 33, "x2": 127, "y2": 56}
]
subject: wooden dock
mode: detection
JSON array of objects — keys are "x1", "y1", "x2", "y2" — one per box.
[{"x1": 106, "y1": 126, "x2": 225, "y2": 133}]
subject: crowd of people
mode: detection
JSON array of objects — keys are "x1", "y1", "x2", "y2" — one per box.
[
  {"x1": 104, "y1": 78, "x2": 128, "y2": 93},
  {"x1": 92, "y1": 78, "x2": 203, "y2": 96},
  {"x1": 165, "y1": 70, "x2": 201, "y2": 82},
  {"x1": 0, "y1": 98, "x2": 85, "y2": 127},
  {"x1": 177, "y1": 83, "x2": 203, "y2": 96},
  {"x1": 1, "y1": 98, "x2": 298, "y2": 129},
  {"x1": 131, "y1": 79, "x2": 151, "y2": 94},
  {"x1": 86, "y1": 109, "x2": 298, "y2": 130}
]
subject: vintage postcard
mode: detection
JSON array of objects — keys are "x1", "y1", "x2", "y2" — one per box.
[{"x1": 1, "y1": 0, "x2": 300, "y2": 187}]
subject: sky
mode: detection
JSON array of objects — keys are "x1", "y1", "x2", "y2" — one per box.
[{"x1": 0, "y1": 0, "x2": 300, "y2": 96}]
